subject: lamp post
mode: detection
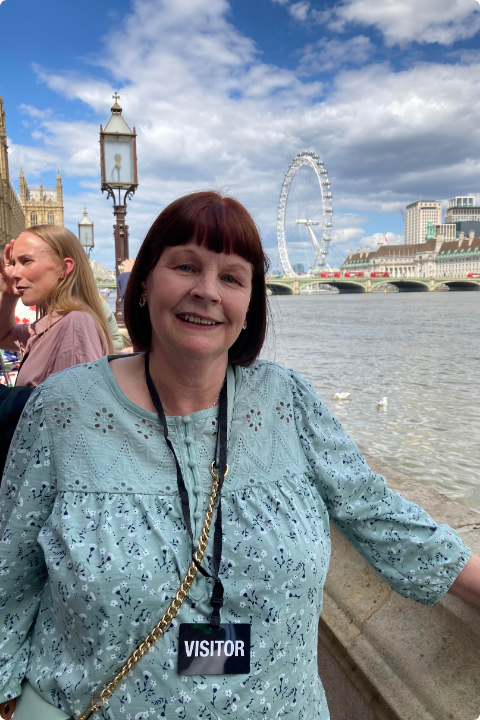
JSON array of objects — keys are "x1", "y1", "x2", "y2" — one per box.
[
  {"x1": 78, "y1": 207, "x2": 94, "y2": 257},
  {"x1": 99, "y1": 93, "x2": 138, "y2": 324}
]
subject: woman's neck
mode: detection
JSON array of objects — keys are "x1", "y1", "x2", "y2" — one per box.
[{"x1": 147, "y1": 349, "x2": 228, "y2": 416}]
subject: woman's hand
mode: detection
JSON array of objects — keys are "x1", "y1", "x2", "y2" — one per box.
[
  {"x1": 121, "y1": 257, "x2": 136, "y2": 273},
  {"x1": 448, "y1": 553, "x2": 480, "y2": 606},
  {"x1": 0, "y1": 240, "x2": 19, "y2": 299}
]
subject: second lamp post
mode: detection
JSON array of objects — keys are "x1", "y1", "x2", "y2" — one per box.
[{"x1": 99, "y1": 93, "x2": 138, "y2": 324}]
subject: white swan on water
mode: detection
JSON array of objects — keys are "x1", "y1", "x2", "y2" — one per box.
[
  {"x1": 333, "y1": 392, "x2": 351, "y2": 400},
  {"x1": 377, "y1": 397, "x2": 388, "y2": 408}
]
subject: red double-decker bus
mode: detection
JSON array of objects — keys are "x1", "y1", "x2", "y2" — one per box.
[
  {"x1": 344, "y1": 271, "x2": 365, "y2": 277},
  {"x1": 467, "y1": 273, "x2": 480, "y2": 278},
  {"x1": 320, "y1": 271, "x2": 341, "y2": 278},
  {"x1": 371, "y1": 271, "x2": 390, "y2": 278}
]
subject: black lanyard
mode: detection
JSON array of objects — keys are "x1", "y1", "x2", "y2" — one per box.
[{"x1": 144, "y1": 354, "x2": 228, "y2": 629}]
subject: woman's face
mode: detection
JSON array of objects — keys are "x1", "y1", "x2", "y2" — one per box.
[
  {"x1": 11, "y1": 232, "x2": 65, "y2": 308},
  {"x1": 144, "y1": 242, "x2": 252, "y2": 366}
]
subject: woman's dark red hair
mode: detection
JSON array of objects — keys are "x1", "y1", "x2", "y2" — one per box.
[{"x1": 124, "y1": 191, "x2": 270, "y2": 366}]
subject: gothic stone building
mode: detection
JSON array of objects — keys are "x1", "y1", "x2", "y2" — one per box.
[
  {"x1": 19, "y1": 166, "x2": 64, "y2": 227},
  {"x1": 0, "y1": 94, "x2": 25, "y2": 250},
  {"x1": 342, "y1": 233, "x2": 480, "y2": 279}
]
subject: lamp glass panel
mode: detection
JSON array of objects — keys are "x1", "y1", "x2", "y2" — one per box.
[
  {"x1": 79, "y1": 225, "x2": 94, "y2": 248},
  {"x1": 104, "y1": 136, "x2": 134, "y2": 186}
]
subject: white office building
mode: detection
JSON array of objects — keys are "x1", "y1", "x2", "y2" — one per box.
[
  {"x1": 444, "y1": 196, "x2": 478, "y2": 222},
  {"x1": 405, "y1": 200, "x2": 442, "y2": 245},
  {"x1": 434, "y1": 223, "x2": 456, "y2": 241}
]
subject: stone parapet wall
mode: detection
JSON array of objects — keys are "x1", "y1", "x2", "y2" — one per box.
[{"x1": 318, "y1": 454, "x2": 480, "y2": 720}]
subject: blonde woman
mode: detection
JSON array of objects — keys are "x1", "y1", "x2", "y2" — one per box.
[{"x1": 0, "y1": 225, "x2": 113, "y2": 387}]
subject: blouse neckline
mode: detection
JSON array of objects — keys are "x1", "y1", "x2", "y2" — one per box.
[{"x1": 101, "y1": 354, "x2": 236, "y2": 426}]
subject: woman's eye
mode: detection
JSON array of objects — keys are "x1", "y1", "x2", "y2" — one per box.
[
  {"x1": 223, "y1": 275, "x2": 237, "y2": 284},
  {"x1": 178, "y1": 264, "x2": 193, "y2": 272}
]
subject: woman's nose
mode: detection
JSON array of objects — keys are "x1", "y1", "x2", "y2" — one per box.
[
  {"x1": 12, "y1": 264, "x2": 23, "y2": 280},
  {"x1": 191, "y1": 272, "x2": 221, "y2": 301}
]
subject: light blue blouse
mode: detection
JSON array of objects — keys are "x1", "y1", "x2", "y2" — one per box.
[{"x1": 0, "y1": 356, "x2": 471, "y2": 719}]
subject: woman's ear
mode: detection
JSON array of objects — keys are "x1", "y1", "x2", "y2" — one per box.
[{"x1": 60, "y1": 257, "x2": 75, "y2": 279}]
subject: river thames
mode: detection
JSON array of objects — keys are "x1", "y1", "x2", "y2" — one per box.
[
  {"x1": 263, "y1": 291, "x2": 480, "y2": 514},
  {"x1": 109, "y1": 290, "x2": 480, "y2": 514}
]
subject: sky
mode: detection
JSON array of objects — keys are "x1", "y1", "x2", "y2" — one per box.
[{"x1": 1, "y1": 0, "x2": 480, "y2": 270}]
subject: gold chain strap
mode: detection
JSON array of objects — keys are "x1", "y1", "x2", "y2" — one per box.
[{"x1": 78, "y1": 461, "x2": 227, "y2": 720}]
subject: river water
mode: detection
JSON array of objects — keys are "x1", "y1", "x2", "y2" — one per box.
[
  {"x1": 263, "y1": 292, "x2": 480, "y2": 514},
  {"x1": 108, "y1": 291, "x2": 480, "y2": 513}
]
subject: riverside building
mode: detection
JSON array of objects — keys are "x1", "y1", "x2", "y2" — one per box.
[
  {"x1": 404, "y1": 200, "x2": 442, "y2": 245},
  {"x1": 342, "y1": 231, "x2": 480, "y2": 278},
  {"x1": 444, "y1": 196, "x2": 480, "y2": 238}
]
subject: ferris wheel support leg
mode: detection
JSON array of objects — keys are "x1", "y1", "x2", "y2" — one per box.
[{"x1": 294, "y1": 277, "x2": 300, "y2": 295}]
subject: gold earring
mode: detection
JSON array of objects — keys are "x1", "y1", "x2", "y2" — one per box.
[
  {"x1": 139, "y1": 292, "x2": 147, "y2": 307},
  {"x1": 242, "y1": 319, "x2": 247, "y2": 330}
]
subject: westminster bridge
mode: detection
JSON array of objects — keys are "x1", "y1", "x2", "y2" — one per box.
[
  {"x1": 266, "y1": 275, "x2": 480, "y2": 294},
  {"x1": 96, "y1": 276, "x2": 480, "y2": 294}
]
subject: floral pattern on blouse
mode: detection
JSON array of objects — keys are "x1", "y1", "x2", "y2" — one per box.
[{"x1": 0, "y1": 356, "x2": 471, "y2": 719}]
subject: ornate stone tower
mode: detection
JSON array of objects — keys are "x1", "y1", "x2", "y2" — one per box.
[
  {"x1": 19, "y1": 166, "x2": 64, "y2": 227},
  {"x1": 0, "y1": 95, "x2": 8, "y2": 183},
  {"x1": 0, "y1": 94, "x2": 25, "y2": 249}
]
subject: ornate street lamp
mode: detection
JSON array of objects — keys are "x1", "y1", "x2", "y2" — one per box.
[
  {"x1": 100, "y1": 92, "x2": 138, "y2": 323},
  {"x1": 78, "y1": 207, "x2": 94, "y2": 257}
]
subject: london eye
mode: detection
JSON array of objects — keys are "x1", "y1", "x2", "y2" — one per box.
[{"x1": 277, "y1": 151, "x2": 333, "y2": 277}]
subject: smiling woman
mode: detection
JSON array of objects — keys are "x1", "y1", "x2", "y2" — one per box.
[{"x1": 0, "y1": 192, "x2": 479, "y2": 720}]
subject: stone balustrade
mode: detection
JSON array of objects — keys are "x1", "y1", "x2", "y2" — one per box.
[{"x1": 318, "y1": 454, "x2": 480, "y2": 720}]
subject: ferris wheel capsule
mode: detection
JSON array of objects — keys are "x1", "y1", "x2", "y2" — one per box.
[{"x1": 277, "y1": 151, "x2": 333, "y2": 278}]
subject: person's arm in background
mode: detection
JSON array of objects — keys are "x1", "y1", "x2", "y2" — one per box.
[
  {"x1": 101, "y1": 300, "x2": 124, "y2": 353},
  {"x1": 117, "y1": 257, "x2": 135, "y2": 318}
]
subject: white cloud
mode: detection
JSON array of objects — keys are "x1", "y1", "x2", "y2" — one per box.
[
  {"x1": 289, "y1": 2, "x2": 310, "y2": 21},
  {"x1": 299, "y1": 35, "x2": 372, "y2": 73},
  {"x1": 273, "y1": 0, "x2": 480, "y2": 46},
  {"x1": 18, "y1": 104, "x2": 53, "y2": 121},
  {"x1": 332, "y1": 227, "x2": 365, "y2": 243},
  {"x1": 358, "y1": 231, "x2": 404, "y2": 247},
  {"x1": 334, "y1": 0, "x2": 480, "y2": 46},
  {"x1": 9, "y1": 0, "x2": 480, "y2": 268}
]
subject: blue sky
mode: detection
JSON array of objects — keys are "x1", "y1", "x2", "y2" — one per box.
[{"x1": 1, "y1": 0, "x2": 480, "y2": 269}]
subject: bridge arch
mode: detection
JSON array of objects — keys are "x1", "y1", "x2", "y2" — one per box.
[
  {"x1": 266, "y1": 282, "x2": 293, "y2": 295},
  {"x1": 329, "y1": 280, "x2": 366, "y2": 294},
  {"x1": 384, "y1": 279, "x2": 430, "y2": 292},
  {"x1": 436, "y1": 279, "x2": 480, "y2": 291}
]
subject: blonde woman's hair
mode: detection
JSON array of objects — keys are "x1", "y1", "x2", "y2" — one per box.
[{"x1": 28, "y1": 225, "x2": 114, "y2": 353}]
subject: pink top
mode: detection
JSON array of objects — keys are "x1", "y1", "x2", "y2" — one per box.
[{"x1": 12, "y1": 311, "x2": 107, "y2": 387}]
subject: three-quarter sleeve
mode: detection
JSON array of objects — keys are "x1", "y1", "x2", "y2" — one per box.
[
  {"x1": 290, "y1": 370, "x2": 472, "y2": 606},
  {"x1": 0, "y1": 388, "x2": 56, "y2": 701},
  {"x1": 48, "y1": 312, "x2": 107, "y2": 376},
  {"x1": 11, "y1": 322, "x2": 31, "y2": 355}
]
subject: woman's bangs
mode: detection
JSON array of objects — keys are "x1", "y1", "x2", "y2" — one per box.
[{"x1": 190, "y1": 200, "x2": 262, "y2": 267}]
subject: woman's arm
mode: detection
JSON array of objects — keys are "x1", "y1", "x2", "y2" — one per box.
[
  {"x1": 0, "y1": 243, "x2": 20, "y2": 351},
  {"x1": 448, "y1": 553, "x2": 480, "y2": 605},
  {"x1": 46, "y1": 311, "x2": 107, "y2": 377},
  {"x1": 0, "y1": 388, "x2": 56, "y2": 701},
  {"x1": 101, "y1": 301, "x2": 124, "y2": 352},
  {"x1": 290, "y1": 369, "x2": 472, "y2": 607}
]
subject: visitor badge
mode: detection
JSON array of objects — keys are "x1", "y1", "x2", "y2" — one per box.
[{"x1": 178, "y1": 624, "x2": 251, "y2": 675}]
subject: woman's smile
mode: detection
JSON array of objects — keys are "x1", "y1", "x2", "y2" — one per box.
[{"x1": 176, "y1": 312, "x2": 222, "y2": 327}]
